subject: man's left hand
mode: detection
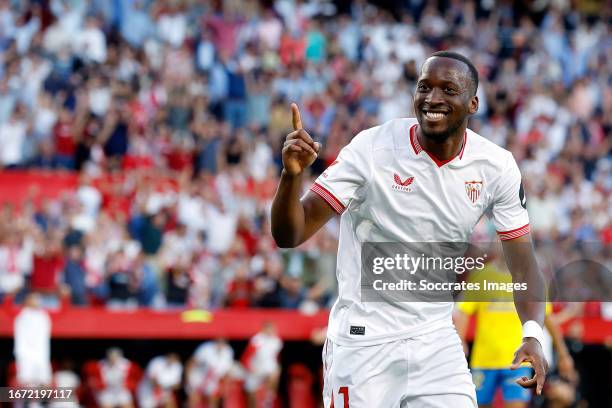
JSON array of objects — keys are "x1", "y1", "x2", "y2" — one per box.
[{"x1": 511, "y1": 337, "x2": 548, "y2": 394}]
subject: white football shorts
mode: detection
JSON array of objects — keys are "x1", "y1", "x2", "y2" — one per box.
[{"x1": 322, "y1": 326, "x2": 476, "y2": 408}]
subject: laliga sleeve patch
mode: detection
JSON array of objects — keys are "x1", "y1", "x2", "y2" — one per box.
[{"x1": 519, "y1": 182, "x2": 527, "y2": 209}]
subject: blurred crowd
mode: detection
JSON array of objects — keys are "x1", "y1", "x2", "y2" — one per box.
[{"x1": 0, "y1": 0, "x2": 609, "y2": 311}]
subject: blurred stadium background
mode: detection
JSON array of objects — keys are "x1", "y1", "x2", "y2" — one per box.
[{"x1": 0, "y1": 0, "x2": 610, "y2": 407}]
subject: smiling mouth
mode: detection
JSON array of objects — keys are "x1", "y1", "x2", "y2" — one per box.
[{"x1": 423, "y1": 111, "x2": 448, "y2": 121}]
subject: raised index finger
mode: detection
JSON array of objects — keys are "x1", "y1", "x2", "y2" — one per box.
[{"x1": 291, "y1": 103, "x2": 303, "y2": 131}]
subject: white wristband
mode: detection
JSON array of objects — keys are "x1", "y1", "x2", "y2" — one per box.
[{"x1": 522, "y1": 320, "x2": 545, "y2": 347}]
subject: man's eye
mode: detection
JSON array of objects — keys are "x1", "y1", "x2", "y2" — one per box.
[
  {"x1": 417, "y1": 84, "x2": 429, "y2": 91},
  {"x1": 445, "y1": 88, "x2": 457, "y2": 94}
]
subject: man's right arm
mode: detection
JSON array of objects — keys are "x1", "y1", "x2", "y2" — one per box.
[
  {"x1": 271, "y1": 104, "x2": 336, "y2": 248},
  {"x1": 271, "y1": 172, "x2": 335, "y2": 248}
]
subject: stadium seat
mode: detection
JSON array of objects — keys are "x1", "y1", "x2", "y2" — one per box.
[
  {"x1": 223, "y1": 378, "x2": 247, "y2": 408},
  {"x1": 288, "y1": 363, "x2": 316, "y2": 408}
]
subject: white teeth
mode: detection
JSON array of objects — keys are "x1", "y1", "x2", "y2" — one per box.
[{"x1": 425, "y1": 112, "x2": 446, "y2": 119}]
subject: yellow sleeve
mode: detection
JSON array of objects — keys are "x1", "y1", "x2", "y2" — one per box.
[{"x1": 545, "y1": 302, "x2": 552, "y2": 316}]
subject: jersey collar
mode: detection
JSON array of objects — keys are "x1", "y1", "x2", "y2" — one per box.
[{"x1": 410, "y1": 124, "x2": 467, "y2": 168}]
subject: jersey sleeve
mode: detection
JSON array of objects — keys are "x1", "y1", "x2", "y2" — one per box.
[
  {"x1": 491, "y1": 153, "x2": 530, "y2": 240},
  {"x1": 309, "y1": 131, "x2": 372, "y2": 214}
]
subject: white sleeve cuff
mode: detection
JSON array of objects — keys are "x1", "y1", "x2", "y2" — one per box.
[{"x1": 522, "y1": 320, "x2": 545, "y2": 347}]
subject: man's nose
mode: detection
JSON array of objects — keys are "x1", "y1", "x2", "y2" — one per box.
[{"x1": 425, "y1": 87, "x2": 444, "y2": 104}]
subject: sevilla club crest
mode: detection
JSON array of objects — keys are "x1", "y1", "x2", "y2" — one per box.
[{"x1": 465, "y1": 181, "x2": 483, "y2": 203}]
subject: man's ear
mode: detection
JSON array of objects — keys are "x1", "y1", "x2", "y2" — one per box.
[{"x1": 468, "y1": 95, "x2": 479, "y2": 115}]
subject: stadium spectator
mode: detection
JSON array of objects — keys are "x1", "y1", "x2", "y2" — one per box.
[
  {"x1": 0, "y1": 104, "x2": 28, "y2": 167},
  {"x1": 75, "y1": 15, "x2": 106, "y2": 64},
  {"x1": 119, "y1": 0, "x2": 153, "y2": 48},
  {"x1": 106, "y1": 248, "x2": 140, "y2": 308},
  {"x1": 0, "y1": 225, "x2": 31, "y2": 296},
  {"x1": 30, "y1": 230, "x2": 64, "y2": 306},
  {"x1": 225, "y1": 260, "x2": 254, "y2": 308},
  {"x1": 165, "y1": 261, "x2": 190, "y2": 307},
  {"x1": 139, "y1": 212, "x2": 166, "y2": 256},
  {"x1": 252, "y1": 255, "x2": 283, "y2": 308},
  {"x1": 63, "y1": 243, "x2": 87, "y2": 305},
  {"x1": 279, "y1": 275, "x2": 306, "y2": 309}
]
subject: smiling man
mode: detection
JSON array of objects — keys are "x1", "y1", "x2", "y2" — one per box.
[{"x1": 271, "y1": 51, "x2": 548, "y2": 407}]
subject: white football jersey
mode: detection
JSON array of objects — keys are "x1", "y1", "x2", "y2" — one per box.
[{"x1": 310, "y1": 118, "x2": 530, "y2": 346}]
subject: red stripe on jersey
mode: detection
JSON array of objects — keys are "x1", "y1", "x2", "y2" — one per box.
[
  {"x1": 497, "y1": 224, "x2": 530, "y2": 240},
  {"x1": 409, "y1": 124, "x2": 422, "y2": 154},
  {"x1": 310, "y1": 183, "x2": 346, "y2": 214}
]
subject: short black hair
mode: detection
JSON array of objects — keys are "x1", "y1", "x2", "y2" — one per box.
[{"x1": 429, "y1": 51, "x2": 479, "y2": 96}]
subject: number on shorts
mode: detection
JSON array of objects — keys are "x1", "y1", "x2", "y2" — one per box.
[{"x1": 338, "y1": 386, "x2": 349, "y2": 408}]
